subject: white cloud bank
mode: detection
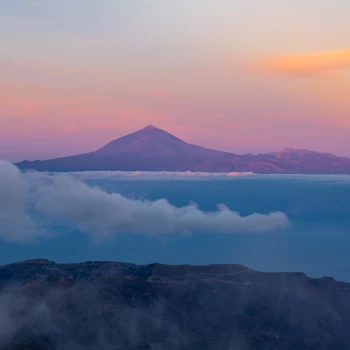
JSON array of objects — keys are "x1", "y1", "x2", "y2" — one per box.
[
  {"x1": 50, "y1": 171, "x2": 350, "y2": 183},
  {"x1": 0, "y1": 161, "x2": 290, "y2": 242},
  {"x1": 68, "y1": 170, "x2": 255, "y2": 181}
]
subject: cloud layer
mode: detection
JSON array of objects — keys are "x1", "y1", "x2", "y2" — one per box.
[
  {"x1": 65, "y1": 171, "x2": 350, "y2": 183},
  {"x1": 69, "y1": 170, "x2": 255, "y2": 181},
  {"x1": 0, "y1": 161, "x2": 290, "y2": 242}
]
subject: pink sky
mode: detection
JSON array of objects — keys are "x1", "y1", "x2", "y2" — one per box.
[{"x1": 1, "y1": 0, "x2": 349, "y2": 161}]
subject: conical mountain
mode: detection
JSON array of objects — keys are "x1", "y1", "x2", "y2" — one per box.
[
  {"x1": 15, "y1": 125, "x2": 350, "y2": 173},
  {"x1": 95, "y1": 124, "x2": 219, "y2": 157}
]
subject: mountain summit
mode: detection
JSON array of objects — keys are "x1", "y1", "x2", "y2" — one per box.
[
  {"x1": 16, "y1": 125, "x2": 350, "y2": 173},
  {"x1": 96, "y1": 124, "x2": 196, "y2": 156}
]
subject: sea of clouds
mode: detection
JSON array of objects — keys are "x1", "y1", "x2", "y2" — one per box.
[
  {"x1": 59, "y1": 170, "x2": 350, "y2": 183},
  {"x1": 67, "y1": 170, "x2": 256, "y2": 181},
  {"x1": 0, "y1": 161, "x2": 291, "y2": 243}
]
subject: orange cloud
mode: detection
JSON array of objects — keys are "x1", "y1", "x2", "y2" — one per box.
[{"x1": 259, "y1": 49, "x2": 350, "y2": 76}]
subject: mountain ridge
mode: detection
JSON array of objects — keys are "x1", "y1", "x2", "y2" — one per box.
[
  {"x1": 15, "y1": 125, "x2": 350, "y2": 174},
  {"x1": 1, "y1": 259, "x2": 350, "y2": 349}
]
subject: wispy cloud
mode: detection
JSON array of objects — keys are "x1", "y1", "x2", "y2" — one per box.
[
  {"x1": 0, "y1": 161, "x2": 289, "y2": 242},
  {"x1": 258, "y1": 49, "x2": 350, "y2": 76}
]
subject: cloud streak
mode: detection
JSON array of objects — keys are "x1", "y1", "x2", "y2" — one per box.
[
  {"x1": 0, "y1": 161, "x2": 290, "y2": 242},
  {"x1": 69, "y1": 170, "x2": 255, "y2": 181},
  {"x1": 57, "y1": 171, "x2": 350, "y2": 183},
  {"x1": 259, "y1": 49, "x2": 350, "y2": 76}
]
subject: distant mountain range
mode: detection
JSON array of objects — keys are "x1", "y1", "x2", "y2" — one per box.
[
  {"x1": 1, "y1": 259, "x2": 350, "y2": 349},
  {"x1": 16, "y1": 125, "x2": 350, "y2": 173}
]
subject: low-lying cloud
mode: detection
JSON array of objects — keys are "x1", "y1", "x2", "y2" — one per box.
[
  {"x1": 65, "y1": 170, "x2": 255, "y2": 181},
  {"x1": 0, "y1": 161, "x2": 44, "y2": 242},
  {"x1": 0, "y1": 161, "x2": 290, "y2": 242},
  {"x1": 62, "y1": 170, "x2": 350, "y2": 183}
]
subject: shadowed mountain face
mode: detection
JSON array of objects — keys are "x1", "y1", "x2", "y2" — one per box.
[
  {"x1": 1, "y1": 259, "x2": 350, "y2": 350},
  {"x1": 16, "y1": 125, "x2": 350, "y2": 173}
]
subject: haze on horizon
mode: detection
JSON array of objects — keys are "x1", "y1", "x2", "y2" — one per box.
[{"x1": 1, "y1": 0, "x2": 349, "y2": 162}]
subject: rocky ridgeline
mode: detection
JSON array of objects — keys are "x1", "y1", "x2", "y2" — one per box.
[{"x1": 1, "y1": 259, "x2": 350, "y2": 349}]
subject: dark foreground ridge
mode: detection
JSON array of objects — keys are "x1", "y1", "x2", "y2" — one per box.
[
  {"x1": 16, "y1": 125, "x2": 350, "y2": 174},
  {"x1": 1, "y1": 260, "x2": 350, "y2": 350}
]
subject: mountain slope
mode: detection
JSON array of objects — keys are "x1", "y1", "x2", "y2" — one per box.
[
  {"x1": 96, "y1": 124, "x2": 222, "y2": 156},
  {"x1": 15, "y1": 125, "x2": 350, "y2": 173},
  {"x1": 1, "y1": 259, "x2": 350, "y2": 350}
]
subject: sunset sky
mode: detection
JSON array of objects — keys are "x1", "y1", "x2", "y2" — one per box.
[{"x1": 1, "y1": 0, "x2": 349, "y2": 161}]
